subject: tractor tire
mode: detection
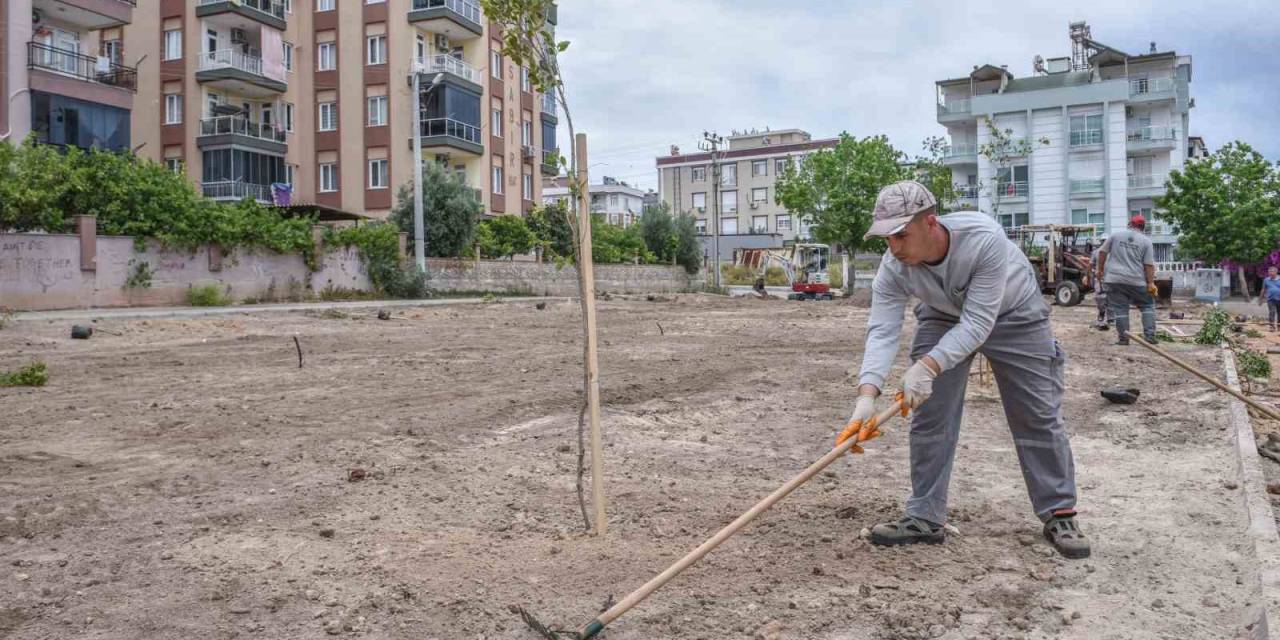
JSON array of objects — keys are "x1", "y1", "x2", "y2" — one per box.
[{"x1": 1055, "y1": 281, "x2": 1082, "y2": 306}]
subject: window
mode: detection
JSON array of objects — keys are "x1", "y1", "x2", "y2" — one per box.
[
  {"x1": 1071, "y1": 208, "x2": 1106, "y2": 232},
  {"x1": 720, "y1": 163, "x2": 737, "y2": 186},
  {"x1": 367, "y1": 35, "x2": 386, "y2": 65},
  {"x1": 368, "y1": 159, "x2": 388, "y2": 189},
  {"x1": 997, "y1": 212, "x2": 1029, "y2": 229},
  {"x1": 320, "y1": 163, "x2": 338, "y2": 192},
  {"x1": 752, "y1": 160, "x2": 767, "y2": 177},
  {"x1": 523, "y1": 173, "x2": 533, "y2": 200},
  {"x1": 691, "y1": 192, "x2": 706, "y2": 211},
  {"x1": 608, "y1": 194, "x2": 619, "y2": 207},
  {"x1": 492, "y1": 165, "x2": 504, "y2": 194},
  {"x1": 520, "y1": 67, "x2": 531, "y2": 92},
  {"x1": 776, "y1": 215, "x2": 792, "y2": 231},
  {"x1": 366, "y1": 0, "x2": 385, "y2": 3},
  {"x1": 163, "y1": 30, "x2": 182, "y2": 60},
  {"x1": 491, "y1": 105, "x2": 502, "y2": 137},
  {"x1": 721, "y1": 217, "x2": 738, "y2": 235},
  {"x1": 164, "y1": 94, "x2": 182, "y2": 125},
  {"x1": 284, "y1": 103, "x2": 295, "y2": 133},
  {"x1": 206, "y1": 29, "x2": 218, "y2": 55},
  {"x1": 995, "y1": 165, "x2": 1029, "y2": 197},
  {"x1": 521, "y1": 120, "x2": 532, "y2": 146},
  {"x1": 775, "y1": 158, "x2": 789, "y2": 175},
  {"x1": 751, "y1": 187, "x2": 768, "y2": 204},
  {"x1": 491, "y1": 50, "x2": 502, "y2": 79},
  {"x1": 751, "y1": 216, "x2": 768, "y2": 233},
  {"x1": 318, "y1": 102, "x2": 337, "y2": 131},
  {"x1": 694, "y1": 219, "x2": 707, "y2": 234},
  {"x1": 720, "y1": 190, "x2": 737, "y2": 213},
  {"x1": 1069, "y1": 114, "x2": 1104, "y2": 146},
  {"x1": 284, "y1": 0, "x2": 292, "y2": 13},
  {"x1": 317, "y1": 43, "x2": 336, "y2": 71},
  {"x1": 102, "y1": 39, "x2": 123, "y2": 65},
  {"x1": 367, "y1": 96, "x2": 387, "y2": 126},
  {"x1": 286, "y1": 164, "x2": 296, "y2": 185},
  {"x1": 691, "y1": 166, "x2": 707, "y2": 182},
  {"x1": 283, "y1": 42, "x2": 294, "y2": 72},
  {"x1": 165, "y1": 158, "x2": 183, "y2": 174},
  {"x1": 317, "y1": 0, "x2": 335, "y2": 10}
]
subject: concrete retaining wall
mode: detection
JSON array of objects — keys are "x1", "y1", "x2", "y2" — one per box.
[{"x1": 425, "y1": 258, "x2": 696, "y2": 296}]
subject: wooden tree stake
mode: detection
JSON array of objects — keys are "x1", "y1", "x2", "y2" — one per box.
[{"x1": 576, "y1": 133, "x2": 607, "y2": 535}]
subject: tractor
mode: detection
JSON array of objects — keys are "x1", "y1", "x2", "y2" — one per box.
[{"x1": 1008, "y1": 224, "x2": 1099, "y2": 306}]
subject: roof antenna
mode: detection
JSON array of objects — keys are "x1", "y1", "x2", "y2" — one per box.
[{"x1": 1149, "y1": 41, "x2": 1157, "y2": 53}]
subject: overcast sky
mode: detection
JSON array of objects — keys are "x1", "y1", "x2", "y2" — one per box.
[{"x1": 554, "y1": 0, "x2": 1280, "y2": 191}]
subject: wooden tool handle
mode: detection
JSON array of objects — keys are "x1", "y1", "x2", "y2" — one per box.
[
  {"x1": 1127, "y1": 333, "x2": 1280, "y2": 422},
  {"x1": 578, "y1": 400, "x2": 908, "y2": 638}
]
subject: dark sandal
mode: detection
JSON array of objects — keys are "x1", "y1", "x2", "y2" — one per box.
[
  {"x1": 1043, "y1": 512, "x2": 1091, "y2": 559},
  {"x1": 870, "y1": 516, "x2": 945, "y2": 546}
]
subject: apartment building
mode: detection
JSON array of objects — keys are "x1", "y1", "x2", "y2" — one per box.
[
  {"x1": 120, "y1": 0, "x2": 558, "y2": 218},
  {"x1": 541, "y1": 175, "x2": 646, "y2": 227},
  {"x1": 936, "y1": 21, "x2": 1193, "y2": 260},
  {"x1": 655, "y1": 129, "x2": 835, "y2": 252},
  {"x1": 2, "y1": 0, "x2": 137, "y2": 151}
]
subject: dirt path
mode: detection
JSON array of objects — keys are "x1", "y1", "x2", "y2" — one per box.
[{"x1": 0, "y1": 296, "x2": 1264, "y2": 639}]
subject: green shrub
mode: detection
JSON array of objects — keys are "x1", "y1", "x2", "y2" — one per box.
[
  {"x1": 1238, "y1": 348, "x2": 1272, "y2": 380},
  {"x1": 188, "y1": 284, "x2": 230, "y2": 307},
  {"x1": 327, "y1": 223, "x2": 428, "y2": 299},
  {"x1": 1195, "y1": 308, "x2": 1232, "y2": 345},
  {"x1": 0, "y1": 362, "x2": 48, "y2": 387}
]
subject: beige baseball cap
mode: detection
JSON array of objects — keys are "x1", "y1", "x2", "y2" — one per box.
[{"x1": 863, "y1": 180, "x2": 938, "y2": 240}]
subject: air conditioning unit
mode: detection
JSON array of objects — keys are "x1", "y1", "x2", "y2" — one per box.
[
  {"x1": 435, "y1": 34, "x2": 451, "y2": 51},
  {"x1": 230, "y1": 28, "x2": 248, "y2": 44},
  {"x1": 749, "y1": 201, "x2": 759, "y2": 209}
]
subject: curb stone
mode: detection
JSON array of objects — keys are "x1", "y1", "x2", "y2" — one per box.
[{"x1": 1223, "y1": 346, "x2": 1280, "y2": 639}]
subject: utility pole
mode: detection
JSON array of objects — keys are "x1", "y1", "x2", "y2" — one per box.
[
  {"x1": 700, "y1": 131, "x2": 725, "y2": 288},
  {"x1": 411, "y1": 72, "x2": 444, "y2": 272}
]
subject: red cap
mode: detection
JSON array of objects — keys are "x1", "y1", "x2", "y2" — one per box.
[{"x1": 1129, "y1": 214, "x2": 1146, "y2": 229}]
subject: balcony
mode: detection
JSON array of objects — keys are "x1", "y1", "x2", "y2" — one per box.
[
  {"x1": 196, "y1": 49, "x2": 288, "y2": 97},
  {"x1": 203, "y1": 181, "x2": 273, "y2": 204},
  {"x1": 937, "y1": 98, "x2": 971, "y2": 123},
  {"x1": 1126, "y1": 126, "x2": 1179, "y2": 153},
  {"x1": 195, "y1": 0, "x2": 286, "y2": 30},
  {"x1": 414, "y1": 54, "x2": 482, "y2": 91},
  {"x1": 1069, "y1": 129, "x2": 1103, "y2": 149},
  {"x1": 32, "y1": 0, "x2": 134, "y2": 30},
  {"x1": 413, "y1": 117, "x2": 483, "y2": 155},
  {"x1": 993, "y1": 181, "x2": 1028, "y2": 200},
  {"x1": 1129, "y1": 77, "x2": 1177, "y2": 102},
  {"x1": 1127, "y1": 174, "x2": 1166, "y2": 199},
  {"x1": 408, "y1": 0, "x2": 484, "y2": 38},
  {"x1": 540, "y1": 93, "x2": 558, "y2": 124},
  {"x1": 541, "y1": 148, "x2": 559, "y2": 175},
  {"x1": 952, "y1": 184, "x2": 979, "y2": 202},
  {"x1": 198, "y1": 116, "x2": 287, "y2": 154},
  {"x1": 941, "y1": 143, "x2": 977, "y2": 166},
  {"x1": 1069, "y1": 178, "x2": 1105, "y2": 197},
  {"x1": 28, "y1": 42, "x2": 137, "y2": 92}
]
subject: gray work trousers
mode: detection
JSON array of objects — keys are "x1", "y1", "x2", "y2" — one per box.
[
  {"x1": 905, "y1": 303, "x2": 1078, "y2": 525},
  {"x1": 1107, "y1": 282, "x2": 1156, "y2": 342}
]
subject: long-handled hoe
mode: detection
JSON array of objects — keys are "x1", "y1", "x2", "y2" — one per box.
[{"x1": 517, "y1": 397, "x2": 911, "y2": 639}]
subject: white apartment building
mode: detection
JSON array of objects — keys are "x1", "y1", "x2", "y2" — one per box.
[
  {"x1": 655, "y1": 129, "x2": 835, "y2": 253},
  {"x1": 541, "y1": 175, "x2": 646, "y2": 227},
  {"x1": 936, "y1": 22, "x2": 1193, "y2": 260}
]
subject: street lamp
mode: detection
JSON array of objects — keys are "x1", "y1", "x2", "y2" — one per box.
[{"x1": 412, "y1": 71, "x2": 445, "y2": 271}]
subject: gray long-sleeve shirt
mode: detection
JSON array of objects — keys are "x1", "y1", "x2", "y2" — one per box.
[{"x1": 858, "y1": 212, "x2": 1043, "y2": 389}]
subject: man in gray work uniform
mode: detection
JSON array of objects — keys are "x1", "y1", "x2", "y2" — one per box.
[
  {"x1": 844, "y1": 181, "x2": 1089, "y2": 558},
  {"x1": 1097, "y1": 215, "x2": 1158, "y2": 346}
]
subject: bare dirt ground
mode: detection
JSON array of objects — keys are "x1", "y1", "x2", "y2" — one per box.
[{"x1": 0, "y1": 295, "x2": 1268, "y2": 639}]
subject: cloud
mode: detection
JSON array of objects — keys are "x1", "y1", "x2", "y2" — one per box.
[{"x1": 552, "y1": 0, "x2": 1280, "y2": 190}]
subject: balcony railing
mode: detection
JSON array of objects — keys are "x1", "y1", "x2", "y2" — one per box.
[
  {"x1": 27, "y1": 42, "x2": 137, "y2": 91},
  {"x1": 415, "y1": 54, "x2": 478, "y2": 84},
  {"x1": 199, "y1": 49, "x2": 282, "y2": 82},
  {"x1": 203, "y1": 181, "x2": 272, "y2": 203},
  {"x1": 196, "y1": 0, "x2": 284, "y2": 19},
  {"x1": 1069, "y1": 130, "x2": 1103, "y2": 147},
  {"x1": 1130, "y1": 77, "x2": 1176, "y2": 96},
  {"x1": 1127, "y1": 126, "x2": 1179, "y2": 142},
  {"x1": 1070, "y1": 178, "x2": 1106, "y2": 194},
  {"x1": 411, "y1": 0, "x2": 482, "y2": 24},
  {"x1": 419, "y1": 117, "x2": 482, "y2": 145},
  {"x1": 200, "y1": 116, "x2": 286, "y2": 143},
  {"x1": 994, "y1": 181, "x2": 1028, "y2": 198},
  {"x1": 937, "y1": 98, "x2": 971, "y2": 115},
  {"x1": 943, "y1": 143, "x2": 977, "y2": 158},
  {"x1": 1128, "y1": 174, "x2": 1165, "y2": 190},
  {"x1": 541, "y1": 93, "x2": 557, "y2": 116},
  {"x1": 953, "y1": 184, "x2": 979, "y2": 199}
]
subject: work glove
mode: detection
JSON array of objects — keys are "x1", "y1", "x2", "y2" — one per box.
[
  {"x1": 901, "y1": 360, "x2": 938, "y2": 409},
  {"x1": 835, "y1": 395, "x2": 878, "y2": 454},
  {"x1": 1147, "y1": 283, "x2": 1158, "y2": 297}
]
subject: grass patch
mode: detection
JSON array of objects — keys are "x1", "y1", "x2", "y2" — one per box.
[
  {"x1": 0, "y1": 362, "x2": 48, "y2": 387},
  {"x1": 187, "y1": 284, "x2": 230, "y2": 307}
]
